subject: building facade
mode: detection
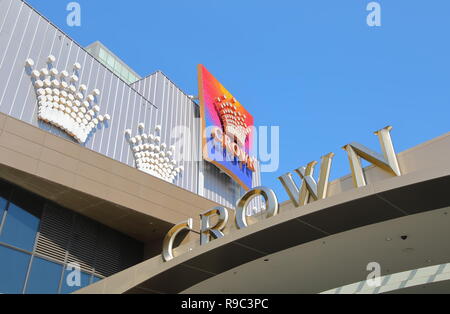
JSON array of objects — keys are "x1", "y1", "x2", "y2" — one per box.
[
  {"x1": 0, "y1": 178, "x2": 143, "y2": 294},
  {"x1": 0, "y1": 0, "x2": 262, "y2": 294},
  {"x1": 1, "y1": 0, "x2": 449, "y2": 295},
  {"x1": 77, "y1": 131, "x2": 450, "y2": 294}
]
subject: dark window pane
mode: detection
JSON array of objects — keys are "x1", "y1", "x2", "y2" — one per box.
[
  {"x1": 60, "y1": 267, "x2": 91, "y2": 294},
  {"x1": 0, "y1": 180, "x2": 12, "y2": 232},
  {"x1": 0, "y1": 245, "x2": 30, "y2": 294},
  {"x1": 0, "y1": 189, "x2": 43, "y2": 251},
  {"x1": 0, "y1": 195, "x2": 7, "y2": 228},
  {"x1": 25, "y1": 257, "x2": 62, "y2": 294}
]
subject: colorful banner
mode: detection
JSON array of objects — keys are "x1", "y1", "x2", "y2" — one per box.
[{"x1": 198, "y1": 65, "x2": 256, "y2": 190}]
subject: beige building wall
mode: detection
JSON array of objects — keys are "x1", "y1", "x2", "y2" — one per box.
[
  {"x1": 75, "y1": 131, "x2": 450, "y2": 294},
  {"x1": 0, "y1": 112, "x2": 219, "y2": 255}
]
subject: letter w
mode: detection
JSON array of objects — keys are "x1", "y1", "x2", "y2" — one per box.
[{"x1": 278, "y1": 153, "x2": 334, "y2": 207}]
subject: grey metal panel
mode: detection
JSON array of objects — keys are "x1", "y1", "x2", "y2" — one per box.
[
  {"x1": 0, "y1": 0, "x2": 264, "y2": 210},
  {"x1": 15, "y1": 13, "x2": 47, "y2": 123},
  {"x1": 87, "y1": 60, "x2": 107, "y2": 150},
  {"x1": 203, "y1": 162, "x2": 233, "y2": 208},
  {"x1": 0, "y1": 0, "x2": 22, "y2": 64},
  {"x1": 0, "y1": 0, "x2": 29, "y2": 116},
  {"x1": 131, "y1": 72, "x2": 200, "y2": 194},
  {"x1": 0, "y1": 0, "x2": 155, "y2": 169},
  {"x1": 0, "y1": 0, "x2": 14, "y2": 25}
]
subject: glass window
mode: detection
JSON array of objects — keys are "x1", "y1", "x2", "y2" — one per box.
[
  {"x1": 114, "y1": 61, "x2": 123, "y2": 75},
  {"x1": 0, "y1": 180, "x2": 12, "y2": 231},
  {"x1": 25, "y1": 257, "x2": 62, "y2": 294},
  {"x1": 99, "y1": 48, "x2": 107, "y2": 62},
  {"x1": 0, "y1": 194, "x2": 7, "y2": 227},
  {"x1": 121, "y1": 66, "x2": 129, "y2": 79},
  {"x1": 0, "y1": 245, "x2": 30, "y2": 294},
  {"x1": 60, "y1": 267, "x2": 91, "y2": 294},
  {"x1": 0, "y1": 189, "x2": 42, "y2": 252},
  {"x1": 122, "y1": 71, "x2": 130, "y2": 83},
  {"x1": 93, "y1": 276, "x2": 103, "y2": 283},
  {"x1": 106, "y1": 54, "x2": 116, "y2": 69}
]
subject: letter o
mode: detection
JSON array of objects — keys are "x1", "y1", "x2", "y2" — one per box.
[
  {"x1": 235, "y1": 187, "x2": 279, "y2": 229},
  {"x1": 211, "y1": 127, "x2": 223, "y2": 142},
  {"x1": 231, "y1": 142, "x2": 241, "y2": 158}
]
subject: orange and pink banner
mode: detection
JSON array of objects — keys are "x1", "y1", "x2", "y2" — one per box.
[{"x1": 198, "y1": 65, "x2": 256, "y2": 190}]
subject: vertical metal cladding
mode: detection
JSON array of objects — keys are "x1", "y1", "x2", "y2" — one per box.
[
  {"x1": 0, "y1": 0, "x2": 156, "y2": 170},
  {"x1": 132, "y1": 72, "x2": 199, "y2": 194},
  {"x1": 202, "y1": 161, "x2": 238, "y2": 209},
  {"x1": 202, "y1": 161, "x2": 263, "y2": 212},
  {"x1": 0, "y1": 0, "x2": 264, "y2": 210}
]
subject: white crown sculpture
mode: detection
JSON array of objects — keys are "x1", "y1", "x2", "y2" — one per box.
[
  {"x1": 25, "y1": 56, "x2": 111, "y2": 144},
  {"x1": 214, "y1": 95, "x2": 251, "y2": 146},
  {"x1": 125, "y1": 123, "x2": 183, "y2": 183}
]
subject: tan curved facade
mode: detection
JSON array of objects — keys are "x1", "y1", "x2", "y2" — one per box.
[{"x1": 73, "y1": 129, "x2": 450, "y2": 294}]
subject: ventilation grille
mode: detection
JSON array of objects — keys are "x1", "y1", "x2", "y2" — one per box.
[
  {"x1": 36, "y1": 204, "x2": 73, "y2": 262},
  {"x1": 66, "y1": 215, "x2": 98, "y2": 273},
  {"x1": 35, "y1": 203, "x2": 143, "y2": 277},
  {"x1": 95, "y1": 229, "x2": 122, "y2": 277}
]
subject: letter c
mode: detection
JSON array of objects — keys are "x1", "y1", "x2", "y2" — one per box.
[{"x1": 162, "y1": 219, "x2": 193, "y2": 262}]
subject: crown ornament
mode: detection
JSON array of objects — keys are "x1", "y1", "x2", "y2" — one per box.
[
  {"x1": 25, "y1": 56, "x2": 111, "y2": 144},
  {"x1": 125, "y1": 123, "x2": 183, "y2": 183},
  {"x1": 214, "y1": 95, "x2": 252, "y2": 146}
]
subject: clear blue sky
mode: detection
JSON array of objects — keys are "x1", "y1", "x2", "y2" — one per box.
[{"x1": 27, "y1": 0, "x2": 450, "y2": 201}]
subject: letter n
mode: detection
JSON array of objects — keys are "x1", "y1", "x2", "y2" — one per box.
[{"x1": 343, "y1": 126, "x2": 401, "y2": 188}]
